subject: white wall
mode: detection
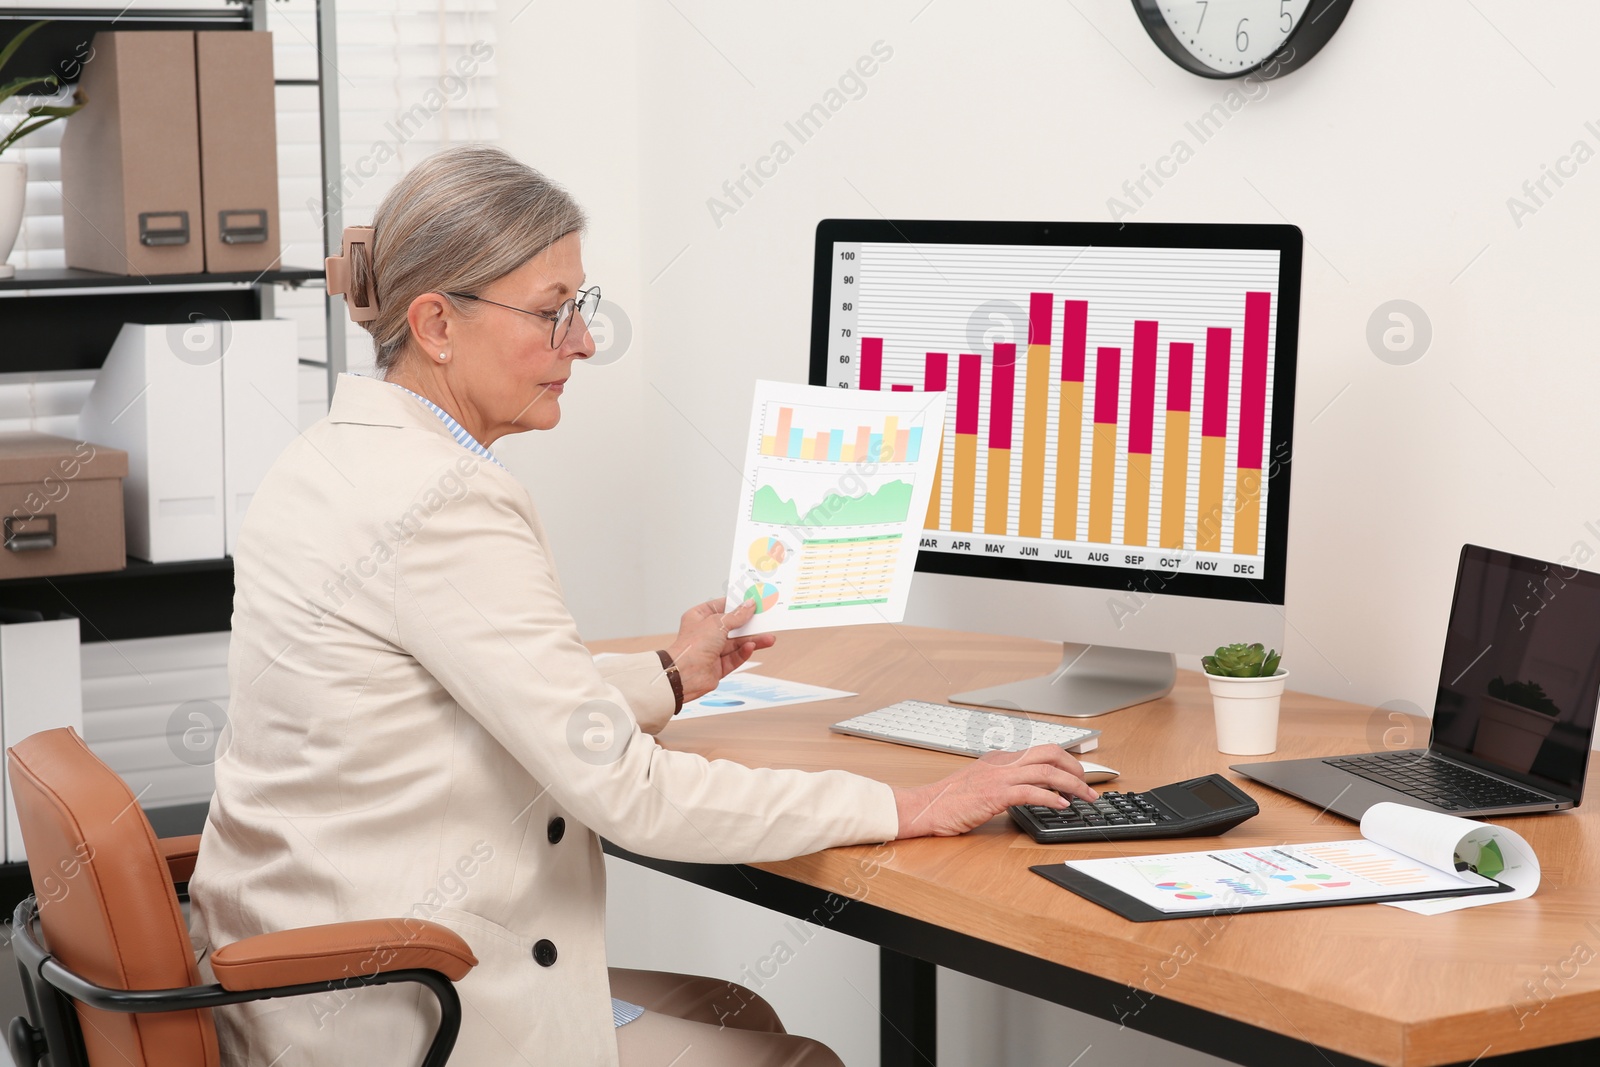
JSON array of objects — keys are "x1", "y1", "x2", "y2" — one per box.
[{"x1": 496, "y1": 2, "x2": 1600, "y2": 1063}]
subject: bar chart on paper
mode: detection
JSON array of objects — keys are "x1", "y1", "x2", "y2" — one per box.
[
  {"x1": 727, "y1": 381, "x2": 946, "y2": 635},
  {"x1": 825, "y1": 242, "x2": 1282, "y2": 582}
]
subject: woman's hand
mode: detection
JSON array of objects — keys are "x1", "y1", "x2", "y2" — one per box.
[
  {"x1": 892, "y1": 745, "x2": 1098, "y2": 839},
  {"x1": 666, "y1": 598, "x2": 778, "y2": 703}
]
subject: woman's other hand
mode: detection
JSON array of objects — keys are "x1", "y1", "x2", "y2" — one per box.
[
  {"x1": 892, "y1": 745, "x2": 1098, "y2": 838},
  {"x1": 666, "y1": 598, "x2": 777, "y2": 702}
]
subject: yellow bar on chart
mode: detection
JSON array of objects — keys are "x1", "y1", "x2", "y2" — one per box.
[
  {"x1": 1124, "y1": 453, "x2": 1150, "y2": 546},
  {"x1": 1052, "y1": 380, "x2": 1084, "y2": 540},
  {"x1": 925, "y1": 442, "x2": 944, "y2": 528},
  {"x1": 951, "y1": 434, "x2": 977, "y2": 532},
  {"x1": 1019, "y1": 343, "x2": 1052, "y2": 538},
  {"x1": 882, "y1": 416, "x2": 898, "y2": 462},
  {"x1": 1197, "y1": 435, "x2": 1226, "y2": 552},
  {"x1": 985, "y1": 448, "x2": 1011, "y2": 535},
  {"x1": 1088, "y1": 422, "x2": 1117, "y2": 543},
  {"x1": 1234, "y1": 467, "x2": 1262, "y2": 556},
  {"x1": 1160, "y1": 411, "x2": 1190, "y2": 549}
]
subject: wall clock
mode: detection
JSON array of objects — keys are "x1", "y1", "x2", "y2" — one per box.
[{"x1": 1131, "y1": 0, "x2": 1355, "y2": 79}]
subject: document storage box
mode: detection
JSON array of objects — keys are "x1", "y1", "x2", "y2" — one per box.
[
  {"x1": 78, "y1": 323, "x2": 226, "y2": 563},
  {"x1": 195, "y1": 31, "x2": 281, "y2": 273},
  {"x1": 0, "y1": 433, "x2": 129, "y2": 579},
  {"x1": 60, "y1": 31, "x2": 205, "y2": 276}
]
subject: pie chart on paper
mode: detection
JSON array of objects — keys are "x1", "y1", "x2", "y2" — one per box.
[
  {"x1": 748, "y1": 537, "x2": 787, "y2": 573},
  {"x1": 743, "y1": 582, "x2": 780, "y2": 613}
]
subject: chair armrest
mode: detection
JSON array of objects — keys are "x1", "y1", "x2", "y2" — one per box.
[
  {"x1": 209, "y1": 918, "x2": 477, "y2": 992},
  {"x1": 158, "y1": 834, "x2": 202, "y2": 883}
]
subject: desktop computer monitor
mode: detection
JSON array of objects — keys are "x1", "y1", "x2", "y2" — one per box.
[{"x1": 809, "y1": 219, "x2": 1302, "y2": 717}]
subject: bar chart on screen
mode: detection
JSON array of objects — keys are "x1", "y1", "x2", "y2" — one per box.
[{"x1": 825, "y1": 242, "x2": 1283, "y2": 582}]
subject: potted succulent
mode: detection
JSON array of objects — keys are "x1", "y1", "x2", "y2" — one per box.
[
  {"x1": 0, "y1": 22, "x2": 85, "y2": 279},
  {"x1": 1202, "y1": 642, "x2": 1286, "y2": 756},
  {"x1": 1477, "y1": 677, "x2": 1560, "y2": 768}
]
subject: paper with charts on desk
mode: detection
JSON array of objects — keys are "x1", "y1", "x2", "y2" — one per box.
[
  {"x1": 726, "y1": 380, "x2": 946, "y2": 635},
  {"x1": 1062, "y1": 802, "x2": 1539, "y2": 915}
]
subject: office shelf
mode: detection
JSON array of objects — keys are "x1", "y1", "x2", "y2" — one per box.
[
  {"x1": 0, "y1": 266, "x2": 324, "y2": 292},
  {"x1": 0, "y1": 1, "x2": 344, "y2": 911},
  {"x1": 0, "y1": 557, "x2": 235, "y2": 642}
]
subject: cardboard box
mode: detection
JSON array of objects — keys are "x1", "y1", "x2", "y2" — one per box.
[
  {"x1": 0, "y1": 433, "x2": 129, "y2": 579},
  {"x1": 60, "y1": 32, "x2": 205, "y2": 276},
  {"x1": 77, "y1": 323, "x2": 225, "y2": 563},
  {"x1": 195, "y1": 32, "x2": 281, "y2": 274}
]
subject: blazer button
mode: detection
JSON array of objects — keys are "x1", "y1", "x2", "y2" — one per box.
[
  {"x1": 532, "y1": 939, "x2": 558, "y2": 967},
  {"x1": 547, "y1": 817, "x2": 565, "y2": 845}
]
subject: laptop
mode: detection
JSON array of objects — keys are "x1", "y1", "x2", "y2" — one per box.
[{"x1": 1234, "y1": 544, "x2": 1596, "y2": 821}]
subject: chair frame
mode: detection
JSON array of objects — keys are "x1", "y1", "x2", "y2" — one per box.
[{"x1": 7, "y1": 897, "x2": 465, "y2": 1067}]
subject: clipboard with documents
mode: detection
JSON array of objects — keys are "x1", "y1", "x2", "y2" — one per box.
[{"x1": 1034, "y1": 802, "x2": 1539, "y2": 922}]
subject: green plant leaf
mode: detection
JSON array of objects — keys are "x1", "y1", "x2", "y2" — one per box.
[
  {"x1": 0, "y1": 115, "x2": 58, "y2": 155},
  {"x1": 0, "y1": 22, "x2": 49, "y2": 81},
  {"x1": 0, "y1": 73, "x2": 58, "y2": 110}
]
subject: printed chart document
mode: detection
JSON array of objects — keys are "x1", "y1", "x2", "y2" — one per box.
[
  {"x1": 677, "y1": 672, "x2": 856, "y2": 721},
  {"x1": 726, "y1": 381, "x2": 946, "y2": 635},
  {"x1": 1041, "y1": 803, "x2": 1536, "y2": 919}
]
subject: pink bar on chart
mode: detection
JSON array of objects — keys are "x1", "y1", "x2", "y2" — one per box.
[
  {"x1": 1129, "y1": 321, "x2": 1157, "y2": 455},
  {"x1": 814, "y1": 431, "x2": 829, "y2": 458},
  {"x1": 1029, "y1": 292, "x2": 1053, "y2": 347},
  {"x1": 1062, "y1": 300, "x2": 1088, "y2": 382},
  {"x1": 1167, "y1": 343, "x2": 1194, "y2": 412},
  {"x1": 895, "y1": 428, "x2": 910, "y2": 461},
  {"x1": 925, "y1": 352, "x2": 948, "y2": 392},
  {"x1": 1202, "y1": 327, "x2": 1232, "y2": 438},
  {"x1": 860, "y1": 337, "x2": 883, "y2": 390},
  {"x1": 891, "y1": 384, "x2": 912, "y2": 392},
  {"x1": 956, "y1": 354, "x2": 981, "y2": 435},
  {"x1": 1094, "y1": 347, "x2": 1121, "y2": 425},
  {"x1": 855, "y1": 425, "x2": 871, "y2": 459},
  {"x1": 775, "y1": 406, "x2": 793, "y2": 449},
  {"x1": 989, "y1": 344, "x2": 1017, "y2": 449},
  {"x1": 1238, "y1": 291, "x2": 1271, "y2": 470}
]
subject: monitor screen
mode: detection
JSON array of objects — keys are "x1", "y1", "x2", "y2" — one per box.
[
  {"x1": 1431, "y1": 545, "x2": 1599, "y2": 800},
  {"x1": 810, "y1": 220, "x2": 1301, "y2": 605}
]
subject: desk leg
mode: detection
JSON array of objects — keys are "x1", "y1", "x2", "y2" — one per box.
[{"x1": 880, "y1": 947, "x2": 936, "y2": 1066}]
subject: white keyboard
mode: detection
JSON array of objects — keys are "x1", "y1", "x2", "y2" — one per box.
[{"x1": 830, "y1": 700, "x2": 1101, "y2": 758}]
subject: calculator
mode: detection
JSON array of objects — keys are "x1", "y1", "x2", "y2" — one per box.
[{"x1": 1010, "y1": 773, "x2": 1260, "y2": 843}]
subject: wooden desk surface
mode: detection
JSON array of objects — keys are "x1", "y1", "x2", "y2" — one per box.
[{"x1": 595, "y1": 625, "x2": 1600, "y2": 1067}]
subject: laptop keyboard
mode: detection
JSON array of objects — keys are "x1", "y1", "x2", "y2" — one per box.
[{"x1": 1324, "y1": 752, "x2": 1552, "y2": 810}]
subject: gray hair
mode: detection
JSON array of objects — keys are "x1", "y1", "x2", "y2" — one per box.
[{"x1": 347, "y1": 144, "x2": 587, "y2": 372}]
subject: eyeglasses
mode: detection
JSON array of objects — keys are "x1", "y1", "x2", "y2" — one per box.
[{"x1": 446, "y1": 286, "x2": 602, "y2": 349}]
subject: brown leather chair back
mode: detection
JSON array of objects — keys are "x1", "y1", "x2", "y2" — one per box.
[{"x1": 7, "y1": 727, "x2": 219, "y2": 1067}]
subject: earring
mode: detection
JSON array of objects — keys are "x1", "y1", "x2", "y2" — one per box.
[{"x1": 437, "y1": 352, "x2": 449, "y2": 362}]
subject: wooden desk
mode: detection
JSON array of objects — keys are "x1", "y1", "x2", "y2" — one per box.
[{"x1": 595, "y1": 625, "x2": 1600, "y2": 1067}]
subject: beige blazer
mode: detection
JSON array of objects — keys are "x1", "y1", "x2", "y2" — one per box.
[{"x1": 189, "y1": 374, "x2": 897, "y2": 1066}]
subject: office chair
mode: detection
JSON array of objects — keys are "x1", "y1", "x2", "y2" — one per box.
[{"x1": 4, "y1": 727, "x2": 479, "y2": 1067}]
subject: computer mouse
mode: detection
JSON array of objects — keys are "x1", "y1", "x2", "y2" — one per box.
[{"x1": 1075, "y1": 761, "x2": 1120, "y2": 784}]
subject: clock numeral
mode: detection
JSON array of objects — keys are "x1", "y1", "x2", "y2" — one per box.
[
  {"x1": 1235, "y1": 17, "x2": 1250, "y2": 52},
  {"x1": 1195, "y1": 0, "x2": 1208, "y2": 32},
  {"x1": 1280, "y1": 0, "x2": 1294, "y2": 33}
]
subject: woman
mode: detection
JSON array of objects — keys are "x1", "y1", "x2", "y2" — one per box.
[{"x1": 189, "y1": 144, "x2": 1094, "y2": 1067}]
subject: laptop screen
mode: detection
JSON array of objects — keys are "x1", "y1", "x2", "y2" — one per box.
[{"x1": 1431, "y1": 544, "x2": 1599, "y2": 801}]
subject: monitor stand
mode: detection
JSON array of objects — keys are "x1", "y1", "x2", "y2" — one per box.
[{"x1": 950, "y1": 642, "x2": 1176, "y2": 719}]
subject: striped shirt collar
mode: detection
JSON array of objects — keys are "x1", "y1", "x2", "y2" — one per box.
[{"x1": 385, "y1": 381, "x2": 507, "y2": 470}]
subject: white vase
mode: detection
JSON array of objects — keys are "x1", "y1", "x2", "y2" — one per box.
[
  {"x1": 0, "y1": 159, "x2": 24, "y2": 279},
  {"x1": 1207, "y1": 670, "x2": 1288, "y2": 756}
]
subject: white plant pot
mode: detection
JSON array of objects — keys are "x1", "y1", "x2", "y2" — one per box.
[
  {"x1": 0, "y1": 160, "x2": 24, "y2": 279},
  {"x1": 1474, "y1": 695, "x2": 1557, "y2": 769},
  {"x1": 1207, "y1": 670, "x2": 1288, "y2": 756}
]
